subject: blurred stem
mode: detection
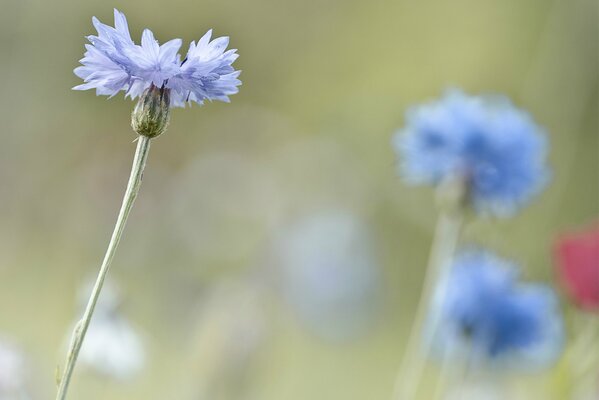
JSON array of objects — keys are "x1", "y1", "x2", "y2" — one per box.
[
  {"x1": 454, "y1": 341, "x2": 479, "y2": 400},
  {"x1": 55, "y1": 136, "x2": 151, "y2": 400},
  {"x1": 432, "y1": 333, "x2": 460, "y2": 400},
  {"x1": 391, "y1": 178, "x2": 465, "y2": 400},
  {"x1": 568, "y1": 313, "x2": 599, "y2": 398}
]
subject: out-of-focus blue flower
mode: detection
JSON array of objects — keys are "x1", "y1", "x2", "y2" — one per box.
[
  {"x1": 393, "y1": 90, "x2": 549, "y2": 216},
  {"x1": 274, "y1": 210, "x2": 381, "y2": 341},
  {"x1": 431, "y1": 250, "x2": 563, "y2": 370},
  {"x1": 74, "y1": 9, "x2": 240, "y2": 107}
]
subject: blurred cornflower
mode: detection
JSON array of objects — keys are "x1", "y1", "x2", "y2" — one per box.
[
  {"x1": 554, "y1": 223, "x2": 599, "y2": 312},
  {"x1": 432, "y1": 250, "x2": 563, "y2": 369},
  {"x1": 74, "y1": 9, "x2": 241, "y2": 107},
  {"x1": 274, "y1": 210, "x2": 381, "y2": 340},
  {"x1": 393, "y1": 90, "x2": 549, "y2": 216}
]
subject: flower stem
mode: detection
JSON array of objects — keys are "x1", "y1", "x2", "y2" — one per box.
[
  {"x1": 432, "y1": 330, "x2": 460, "y2": 400},
  {"x1": 568, "y1": 314, "x2": 599, "y2": 398},
  {"x1": 56, "y1": 135, "x2": 151, "y2": 400},
  {"x1": 391, "y1": 182, "x2": 464, "y2": 400}
]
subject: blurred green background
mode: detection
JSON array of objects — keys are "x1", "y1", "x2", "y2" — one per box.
[{"x1": 0, "y1": 0, "x2": 597, "y2": 398}]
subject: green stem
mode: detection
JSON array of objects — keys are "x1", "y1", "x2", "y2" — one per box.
[
  {"x1": 391, "y1": 201, "x2": 463, "y2": 400},
  {"x1": 432, "y1": 329, "x2": 460, "y2": 400},
  {"x1": 56, "y1": 136, "x2": 151, "y2": 400},
  {"x1": 568, "y1": 314, "x2": 599, "y2": 398}
]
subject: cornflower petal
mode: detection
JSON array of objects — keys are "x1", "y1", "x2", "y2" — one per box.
[{"x1": 73, "y1": 10, "x2": 240, "y2": 107}]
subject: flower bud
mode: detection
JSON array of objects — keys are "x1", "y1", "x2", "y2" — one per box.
[{"x1": 131, "y1": 85, "x2": 171, "y2": 138}]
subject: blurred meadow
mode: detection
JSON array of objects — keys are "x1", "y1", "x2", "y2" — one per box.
[{"x1": 0, "y1": 0, "x2": 597, "y2": 399}]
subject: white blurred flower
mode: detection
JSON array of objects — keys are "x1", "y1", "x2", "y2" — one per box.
[
  {"x1": 0, "y1": 338, "x2": 28, "y2": 398},
  {"x1": 0, "y1": 338, "x2": 31, "y2": 400},
  {"x1": 71, "y1": 279, "x2": 145, "y2": 381},
  {"x1": 78, "y1": 313, "x2": 145, "y2": 380}
]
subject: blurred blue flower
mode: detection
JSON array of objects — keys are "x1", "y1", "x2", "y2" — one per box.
[
  {"x1": 432, "y1": 250, "x2": 563, "y2": 369},
  {"x1": 74, "y1": 9, "x2": 240, "y2": 106},
  {"x1": 393, "y1": 90, "x2": 549, "y2": 216},
  {"x1": 275, "y1": 210, "x2": 381, "y2": 341}
]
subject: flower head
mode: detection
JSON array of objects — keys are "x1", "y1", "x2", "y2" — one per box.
[
  {"x1": 393, "y1": 90, "x2": 549, "y2": 216},
  {"x1": 432, "y1": 250, "x2": 563, "y2": 369},
  {"x1": 74, "y1": 9, "x2": 240, "y2": 107},
  {"x1": 554, "y1": 223, "x2": 599, "y2": 312}
]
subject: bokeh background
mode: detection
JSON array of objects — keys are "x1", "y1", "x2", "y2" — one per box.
[{"x1": 0, "y1": 0, "x2": 597, "y2": 398}]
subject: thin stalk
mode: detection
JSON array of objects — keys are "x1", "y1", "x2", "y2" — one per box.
[
  {"x1": 568, "y1": 314, "x2": 599, "y2": 398},
  {"x1": 56, "y1": 136, "x2": 151, "y2": 400},
  {"x1": 432, "y1": 330, "x2": 460, "y2": 400},
  {"x1": 391, "y1": 186, "x2": 464, "y2": 400},
  {"x1": 453, "y1": 342, "x2": 478, "y2": 400}
]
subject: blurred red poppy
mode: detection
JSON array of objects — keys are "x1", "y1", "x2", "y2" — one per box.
[{"x1": 554, "y1": 223, "x2": 599, "y2": 312}]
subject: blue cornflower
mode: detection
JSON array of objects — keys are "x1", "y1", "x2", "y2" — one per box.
[
  {"x1": 74, "y1": 9, "x2": 240, "y2": 107},
  {"x1": 393, "y1": 90, "x2": 549, "y2": 216},
  {"x1": 432, "y1": 250, "x2": 563, "y2": 369}
]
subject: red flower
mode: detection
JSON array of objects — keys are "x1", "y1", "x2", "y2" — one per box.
[{"x1": 554, "y1": 223, "x2": 599, "y2": 312}]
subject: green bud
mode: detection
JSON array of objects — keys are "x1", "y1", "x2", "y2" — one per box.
[{"x1": 131, "y1": 85, "x2": 171, "y2": 138}]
